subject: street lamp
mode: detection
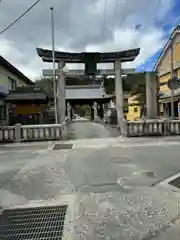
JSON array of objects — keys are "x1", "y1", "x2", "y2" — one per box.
[{"x1": 50, "y1": 7, "x2": 58, "y2": 124}]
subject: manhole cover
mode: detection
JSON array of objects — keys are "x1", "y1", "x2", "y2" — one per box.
[
  {"x1": 53, "y1": 144, "x2": 73, "y2": 150},
  {"x1": 0, "y1": 205, "x2": 68, "y2": 239}
]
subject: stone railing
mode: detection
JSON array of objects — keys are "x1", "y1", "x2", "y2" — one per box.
[
  {"x1": 0, "y1": 126, "x2": 16, "y2": 142},
  {"x1": 169, "y1": 120, "x2": 180, "y2": 135},
  {"x1": 126, "y1": 119, "x2": 180, "y2": 137},
  {"x1": 0, "y1": 122, "x2": 68, "y2": 143}
]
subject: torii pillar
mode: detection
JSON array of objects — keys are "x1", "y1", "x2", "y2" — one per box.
[
  {"x1": 114, "y1": 60, "x2": 126, "y2": 134},
  {"x1": 57, "y1": 61, "x2": 66, "y2": 123},
  {"x1": 145, "y1": 72, "x2": 157, "y2": 119}
]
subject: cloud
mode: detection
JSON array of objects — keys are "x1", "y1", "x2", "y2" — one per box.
[{"x1": 0, "y1": 0, "x2": 175, "y2": 79}]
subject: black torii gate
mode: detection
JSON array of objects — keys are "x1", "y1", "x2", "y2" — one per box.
[{"x1": 37, "y1": 48, "x2": 140, "y2": 126}]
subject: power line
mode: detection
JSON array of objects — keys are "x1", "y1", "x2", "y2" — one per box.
[
  {"x1": 112, "y1": 0, "x2": 119, "y2": 30},
  {"x1": 0, "y1": 0, "x2": 41, "y2": 35},
  {"x1": 112, "y1": 0, "x2": 129, "y2": 31},
  {"x1": 102, "y1": 0, "x2": 107, "y2": 38}
]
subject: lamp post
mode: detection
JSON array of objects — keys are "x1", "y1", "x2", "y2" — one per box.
[
  {"x1": 170, "y1": 38, "x2": 174, "y2": 119},
  {"x1": 50, "y1": 7, "x2": 58, "y2": 124}
]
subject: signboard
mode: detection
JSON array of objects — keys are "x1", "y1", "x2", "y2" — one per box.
[
  {"x1": 15, "y1": 105, "x2": 41, "y2": 115},
  {"x1": 43, "y1": 68, "x2": 135, "y2": 77}
]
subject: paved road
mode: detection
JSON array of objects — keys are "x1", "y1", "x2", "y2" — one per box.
[
  {"x1": 67, "y1": 120, "x2": 120, "y2": 139},
  {"x1": 1, "y1": 136, "x2": 180, "y2": 239}
]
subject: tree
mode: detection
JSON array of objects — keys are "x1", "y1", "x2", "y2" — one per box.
[
  {"x1": 35, "y1": 77, "x2": 54, "y2": 99},
  {"x1": 103, "y1": 76, "x2": 131, "y2": 94}
]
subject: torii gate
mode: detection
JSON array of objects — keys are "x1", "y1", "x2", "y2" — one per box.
[
  {"x1": 65, "y1": 84, "x2": 112, "y2": 120},
  {"x1": 37, "y1": 48, "x2": 140, "y2": 128}
]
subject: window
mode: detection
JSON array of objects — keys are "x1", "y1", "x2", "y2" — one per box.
[
  {"x1": 0, "y1": 105, "x2": 6, "y2": 120},
  {"x1": 134, "y1": 107, "x2": 138, "y2": 113},
  {"x1": 173, "y1": 70, "x2": 178, "y2": 77},
  {"x1": 8, "y1": 78, "x2": 17, "y2": 91}
]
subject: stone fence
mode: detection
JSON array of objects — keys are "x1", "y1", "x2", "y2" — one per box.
[
  {"x1": 126, "y1": 119, "x2": 180, "y2": 137},
  {"x1": 0, "y1": 121, "x2": 68, "y2": 143}
]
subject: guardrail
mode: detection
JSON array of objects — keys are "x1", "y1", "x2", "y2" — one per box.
[
  {"x1": 0, "y1": 121, "x2": 68, "y2": 143},
  {"x1": 126, "y1": 119, "x2": 180, "y2": 137}
]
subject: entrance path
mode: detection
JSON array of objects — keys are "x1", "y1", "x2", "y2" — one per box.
[
  {"x1": 67, "y1": 119, "x2": 120, "y2": 140},
  {"x1": 1, "y1": 137, "x2": 180, "y2": 239}
]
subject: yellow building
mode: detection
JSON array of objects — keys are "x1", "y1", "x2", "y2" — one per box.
[
  {"x1": 155, "y1": 25, "x2": 180, "y2": 117},
  {"x1": 126, "y1": 93, "x2": 141, "y2": 121}
]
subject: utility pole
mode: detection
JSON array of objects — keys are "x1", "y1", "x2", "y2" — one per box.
[
  {"x1": 170, "y1": 38, "x2": 175, "y2": 119},
  {"x1": 50, "y1": 7, "x2": 58, "y2": 124}
]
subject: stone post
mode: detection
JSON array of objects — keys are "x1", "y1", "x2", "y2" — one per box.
[
  {"x1": 146, "y1": 72, "x2": 157, "y2": 119},
  {"x1": 114, "y1": 60, "x2": 126, "y2": 135},
  {"x1": 15, "y1": 123, "x2": 22, "y2": 142}
]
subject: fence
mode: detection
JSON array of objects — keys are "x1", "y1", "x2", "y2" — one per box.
[
  {"x1": 0, "y1": 122, "x2": 67, "y2": 143},
  {"x1": 126, "y1": 119, "x2": 180, "y2": 137}
]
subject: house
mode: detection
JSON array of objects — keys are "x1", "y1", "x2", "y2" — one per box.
[
  {"x1": 126, "y1": 93, "x2": 141, "y2": 120},
  {"x1": 5, "y1": 86, "x2": 49, "y2": 125},
  {"x1": 155, "y1": 25, "x2": 180, "y2": 117},
  {"x1": 0, "y1": 55, "x2": 34, "y2": 124}
]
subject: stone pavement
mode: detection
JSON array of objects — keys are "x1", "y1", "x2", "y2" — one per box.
[
  {"x1": 67, "y1": 120, "x2": 120, "y2": 140},
  {"x1": 1, "y1": 134, "x2": 180, "y2": 239}
]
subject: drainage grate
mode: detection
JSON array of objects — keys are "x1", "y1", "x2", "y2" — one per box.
[
  {"x1": 0, "y1": 205, "x2": 68, "y2": 240},
  {"x1": 53, "y1": 144, "x2": 73, "y2": 150}
]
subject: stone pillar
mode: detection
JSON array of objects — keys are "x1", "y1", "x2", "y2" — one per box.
[
  {"x1": 15, "y1": 123, "x2": 21, "y2": 142},
  {"x1": 114, "y1": 60, "x2": 124, "y2": 126},
  {"x1": 146, "y1": 72, "x2": 157, "y2": 119},
  {"x1": 58, "y1": 61, "x2": 66, "y2": 123}
]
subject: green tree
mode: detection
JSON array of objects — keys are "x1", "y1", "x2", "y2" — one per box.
[
  {"x1": 104, "y1": 76, "x2": 131, "y2": 94},
  {"x1": 35, "y1": 77, "x2": 54, "y2": 99}
]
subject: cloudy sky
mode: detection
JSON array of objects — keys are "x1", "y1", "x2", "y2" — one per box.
[{"x1": 0, "y1": 0, "x2": 179, "y2": 80}]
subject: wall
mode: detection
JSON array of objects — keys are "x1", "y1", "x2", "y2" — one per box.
[
  {"x1": 159, "y1": 73, "x2": 171, "y2": 93},
  {"x1": 0, "y1": 65, "x2": 30, "y2": 94},
  {"x1": 157, "y1": 32, "x2": 180, "y2": 94},
  {"x1": 126, "y1": 105, "x2": 140, "y2": 121}
]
